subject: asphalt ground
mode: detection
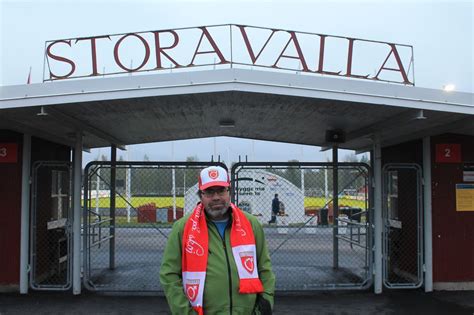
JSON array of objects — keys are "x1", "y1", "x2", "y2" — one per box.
[
  {"x1": 83, "y1": 226, "x2": 369, "y2": 291},
  {"x1": 1, "y1": 289, "x2": 473, "y2": 315}
]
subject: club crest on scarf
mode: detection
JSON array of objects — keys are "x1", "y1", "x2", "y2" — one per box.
[
  {"x1": 185, "y1": 279, "x2": 200, "y2": 302},
  {"x1": 239, "y1": 251, "x2": 255, "y2": 274}
]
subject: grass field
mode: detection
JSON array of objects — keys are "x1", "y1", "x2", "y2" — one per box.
[
  {"x1": 83, "y1": 196, "x2": 366, "y2": 209},
  {"x1": 83, "y1": 196, "x2": 185, "y2": 208},
  {"x1": 304, "y1": 197, "x2": 366, "y2": 208},
  {"x1": 84, "y1": 196, "x2": 367, "y2": 227}
]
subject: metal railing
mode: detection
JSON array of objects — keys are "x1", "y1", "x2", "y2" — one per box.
[{"x1": 87, "y1": 209, "x2": 113, "y2": 249}]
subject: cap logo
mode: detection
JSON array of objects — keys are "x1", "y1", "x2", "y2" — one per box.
[{"x1": 208, "y1": 169, "x2": 219, "y2": 179}]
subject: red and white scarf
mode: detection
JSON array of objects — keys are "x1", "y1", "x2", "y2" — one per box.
[{"x1": 182, "y1": 202, "x2": 264, "y2": 315}]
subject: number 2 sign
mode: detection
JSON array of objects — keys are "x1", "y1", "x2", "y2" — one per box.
[{"x1": 436, "y1": 144, "x2": 461, "y2": 163}]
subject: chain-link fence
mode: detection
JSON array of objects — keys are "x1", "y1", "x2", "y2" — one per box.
[
  {"x1": 82, "y1": 161, "x2": 372, "y2": 292},
  {"x1": 383, "y1": 164, "x2": 423, "y2": 288},
  {"x1": 31, "y1": 161, "x2": 72, "y2": 290},
  {"x1": 232, "y1": 162, "x2": 372, "y2": 290},
  {"x1": 82, "y1": 161, "x2": 226, "y2": 292}
]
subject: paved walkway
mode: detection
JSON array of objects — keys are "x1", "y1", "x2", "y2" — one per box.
[{"x1": 1, "y1": 289, "x2": 473, "y2": 314}]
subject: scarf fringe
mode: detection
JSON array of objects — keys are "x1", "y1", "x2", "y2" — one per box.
[{"x1": 239, "y1": 278, "x2": 264, "y2": 294}]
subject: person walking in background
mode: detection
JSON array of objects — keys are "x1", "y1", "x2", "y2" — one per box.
[
  {"x1": 268, "y1": 194, "x2": 279, "y2": 224},
  {"x1": 160, "y1": 166, "x2": 275, "y2": 314}
]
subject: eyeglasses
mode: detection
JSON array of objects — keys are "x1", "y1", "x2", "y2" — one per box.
[{"x1": 201, "y1": 188, "x2": 229, "y2": 198}]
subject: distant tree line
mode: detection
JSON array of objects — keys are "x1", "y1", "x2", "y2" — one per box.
[
  {"x1": 87, "y1": 155, "x2": 201, "y2": 196},
  {"x1": 263, "y1": 154, "x2": 370, "y2": 196},
  {"x1": 86, "y1": 153, "x2": 369, "y2": 197}
]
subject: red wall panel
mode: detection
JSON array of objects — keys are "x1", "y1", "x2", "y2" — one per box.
[
  {"x1": 0, "y1": 131, "x2": 23, "y2": 284},
  {"x1": 382, "y1": 135, "x2": 474, "y2": 282},
  {"x1": 431, "y1": 134, "x2": 474, "y2": 282},
  {"x1": 0, "y1": 132, "x2": 71, "y2": 286}
]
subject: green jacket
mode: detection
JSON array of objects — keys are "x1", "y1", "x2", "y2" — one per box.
[{"x1": 159, "y1": 210, "x2": 276, "y2": 314}]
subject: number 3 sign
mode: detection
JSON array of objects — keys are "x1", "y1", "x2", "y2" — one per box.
[
  {"x1": 0, "y1": 143, "x2": 18, "y2": 163},
  {"x1": 436, "y1": 144, "x2": 461, "y2": 163}
]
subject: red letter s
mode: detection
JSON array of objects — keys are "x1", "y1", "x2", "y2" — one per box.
[{"x1": 46, "y1": 40, "x2": 76, "y2": 80}]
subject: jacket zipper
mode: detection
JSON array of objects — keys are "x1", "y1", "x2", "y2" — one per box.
[
  {"x1": 210, "y1": 220, "x2": 233, "y2": 313},
  {"x1": 222, "y1": 235, "x2": 233, "y2": 314}
]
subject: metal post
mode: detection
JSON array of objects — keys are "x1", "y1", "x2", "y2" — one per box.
[
  {"x1": 171, "y1": 142, "x2": 176, "y2": 220},
  {"x1": 73, "y1": 131, "x2": 83, "y2": 294},
  {"x1": 20, "y1": 134, "x2": 31, "y2": 294},
  {"x1": 126, "y1": 147, "x2": 131, "y2": 223},
  {"x1": 96, "y1": 167, "x2": 100, "y2": 214},
  {"x1": 324, "y1": 167, "x2": 328, "y2": 205},
  {"x1": 109, "y1": 145, "x2": 116, "y2": 270},
  {"x1": 423, "y1": 136, "x2": 433, "y2": 292},
  {"x1": 332, "y1": 145, "x2": 339, "y2": 269},
  {"x1": 373, "y1": 136, "x2": 383, "y2": 294},
  {"x1": 172, "y1": 168, "x2": 176, "y2": 220},
  {"x1": 300, "y1": 167, "x2": 305, "y2": 198},
  {"x1": 230, "y1": 24, "x2": 233, "y2": 68}
]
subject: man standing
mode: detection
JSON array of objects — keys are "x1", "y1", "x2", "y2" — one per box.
[
  {"x1": 268, "y1": 194, "x2": 279, "y2": 224},
  {"x1": 160, "y1": 166, "x2": 275, "y2": 314}
]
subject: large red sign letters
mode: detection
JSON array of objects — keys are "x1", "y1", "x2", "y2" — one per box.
[{"x1": 44, "y1": 24, "x2": 414, "y2": 85}]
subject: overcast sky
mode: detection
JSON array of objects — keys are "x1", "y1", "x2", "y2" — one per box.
[{"x1": 1, "y1": 0, "x2": 472, "y2": 165}]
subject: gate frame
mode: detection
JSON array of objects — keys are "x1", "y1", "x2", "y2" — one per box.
[
  {"x1": 382, "y1": 163, "x2": 424, "y2": 289},
  {"x1": 231, "y1": 161, "x2": 374, "y2": 290},
  {"x1": 81, "y1": 160, "x2": 227, "y2": 292},
  {"x1": 30, "y1": 161, "x2": 73, "y2": 291}
]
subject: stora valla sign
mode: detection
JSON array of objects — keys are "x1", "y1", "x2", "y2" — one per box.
[{"x1": 44, "y1": 24, "x2": 414, "y2": 85}]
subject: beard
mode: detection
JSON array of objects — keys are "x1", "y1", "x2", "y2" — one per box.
[{"x1": 204, "y1": 201, "x2": 230, "y2": 220}]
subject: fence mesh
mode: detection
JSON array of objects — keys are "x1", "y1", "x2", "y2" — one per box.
[
  {"x1": 83, "y1": 162, "x2": 224, "y2": 291},
  {"x1": 83, "y1": 161, "x2": 372, "y2": 292},
  {"x1": 383, "y1": 164, "x2": 423, "y2": 288},
  {"x1": 31, "y1": 162, "x2": 72, "y2": 290},
  {"x1": 232, "y1": 163, "x2": 372, "y2": 290}
]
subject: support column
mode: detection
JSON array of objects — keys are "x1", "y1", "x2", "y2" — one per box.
[
  {"x1": 332, "y1": 145, "x2": 339, "y2": 269},
  {"x1": 109, "y1": 145, "x2": 116, "y2": 270},
  {"x1": 73, "y1": 132, "x2": 83, "y2": 294},
  {"x1": 373, "y1": 137, "x2": 383, "y2": 294},
  {"x1": 423, "y1": 136, "x2": 433, "y2": 292},
  {"x1": 20, "y1": 134, "x2": 31, "y2": 294}
]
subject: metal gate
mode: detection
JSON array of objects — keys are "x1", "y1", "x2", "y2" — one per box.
[
  {"x1": 30, "y1": 161, "x2": 72, "y2": 290},
  {"x1": 231, "y1": 162, "x2": 372, "y2": 290},
  {"x1": 382, "y1": 163, "x2": 423, "y2": 288},
  {"x1": 82, "y1": 161, "x2": 226, "y2": 292}
]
